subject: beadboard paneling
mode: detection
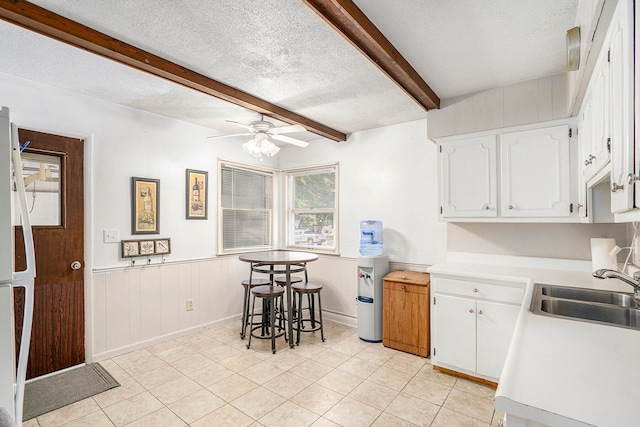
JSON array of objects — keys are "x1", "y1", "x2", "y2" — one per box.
[{"x1": 91, "y1": 255, "x2": 430, "y2": 360}]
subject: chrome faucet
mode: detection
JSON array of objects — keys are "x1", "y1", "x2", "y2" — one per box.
[{"x1": 593, "y1": 269, "x2": 640, "y2": 298}]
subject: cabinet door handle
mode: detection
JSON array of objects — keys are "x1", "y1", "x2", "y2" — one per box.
[
  {"x1": 482, "y1": 204, "x2": 490, "y2": 210},
  {"x1": 469, "y1": 309, "x2": 474, "y2": 314},
  {"x1": 611, "y1": 182, "x2": 624, "y2": 193},
  {"x1": 508, "y1": 204, "x2": 514, "y2": 210},
  {"x1": 401, "y1": 285, "x2": 406, "y2": 291},
  {"x1": 478, "y1": 310, "x2": 483, "y2": 315},
  {"x1": 472, "y1": 288, "x2": 478, "y2": 293}
]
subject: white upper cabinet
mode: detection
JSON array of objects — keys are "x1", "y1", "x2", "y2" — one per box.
[
  {"x1": 439, "y1": 135, "x2": 497, "y2": 218},
  {"x1": 438, "y1": 120, "x2": 579, "y2": 222},
  {"x1": 609, "y1": 0, "x2": 634, "y2": 214},
  {"x1": 582, "y1": 43, "x2": 611, "y2": 182},
  {"x1": 500, "y1": 125, "x2": 572, "y2": 218}
]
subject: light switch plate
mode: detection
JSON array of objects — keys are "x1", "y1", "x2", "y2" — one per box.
[{"x1": 103, "y1": 229, "x2": 119, "y2": 243}]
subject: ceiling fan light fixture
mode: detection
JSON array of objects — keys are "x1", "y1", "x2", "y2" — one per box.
[
  {"x1": 242, "y1": 139, "x2": 261, "y2": 157},
  {"x1": 262, "y1": 141, "x2": 280, "y2": 156}
]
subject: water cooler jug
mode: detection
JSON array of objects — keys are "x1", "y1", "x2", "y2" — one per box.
[{"x1": 356, "y1": 255, "x2": 389, "y2": 342}]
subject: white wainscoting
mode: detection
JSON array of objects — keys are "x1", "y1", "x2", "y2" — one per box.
[{"x1": 90, "y1": 255, "x2": 430, "y2": 361}]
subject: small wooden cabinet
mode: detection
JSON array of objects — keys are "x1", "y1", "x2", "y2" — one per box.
[{"x1": 382, "y1": 270, "x2": 430, "y2": 357}]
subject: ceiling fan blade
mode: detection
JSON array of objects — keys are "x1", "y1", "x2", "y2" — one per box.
[
  {"x1": 207, "y1": 132, "x2": 252, "y2": 139},
  {"x1": 269, "y1": 124, "x2": 306, "y2": 134},
  {"x1": 271, "y1": 134, "x2": 309, "y2": 147},
  {"x1": 225, "y1": 120, "x2": 254, "y2": 131}
]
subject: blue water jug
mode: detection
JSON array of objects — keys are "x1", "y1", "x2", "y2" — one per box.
[{"x1": 359, "y1": 220, "x2": 383, "y2": 256}]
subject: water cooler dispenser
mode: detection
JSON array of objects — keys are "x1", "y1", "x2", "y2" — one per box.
[{"x1": 356, "y1": 255, "x2": 389, "y2": 342}]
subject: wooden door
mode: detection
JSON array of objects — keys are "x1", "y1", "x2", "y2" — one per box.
[{"x1": 13, "y1": 129, "x2": 84, "y2": 379}]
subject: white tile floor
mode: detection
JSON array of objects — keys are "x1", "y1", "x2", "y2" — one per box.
[{"x1": 23, "y1": 320, "x2": 504, "y2": 427}]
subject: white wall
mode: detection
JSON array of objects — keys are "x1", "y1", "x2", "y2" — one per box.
[
  {"x1": 427, "y1": 73, "x2": 569, "y2": 139},
  {"x1": 279, "y1": 119, "x2": 447, "y2": 266},
  {"x1": 2, "y1": 72, "x2": 443, "y2": 359},
  {"x1": 0, "y1": 72, "x2": 277, "y2": 269}
]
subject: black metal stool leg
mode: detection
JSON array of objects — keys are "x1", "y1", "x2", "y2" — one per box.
[
  {"x1": 270, "y1": 296, "x2": 277, "y2": 353},
  {"x1": 318, "y1": 292, "x2": 325, "y2": 342},
  {"x1": 296, "y1": 291, "x2": 302, "y2": 345},
  {"x1": 247, "y1": 293, "x2": 256, "y2": 349},
  {"x1": 240, "y1": 285, "x2": 249, "y2": 338}
]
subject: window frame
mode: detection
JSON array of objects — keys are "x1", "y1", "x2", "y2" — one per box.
[
  {"x1": 217, "y1": 160, "x2": 275, "y2": 255},
  {"x1": 284, "y1": 163, "x2": 339, "y2": 254}
]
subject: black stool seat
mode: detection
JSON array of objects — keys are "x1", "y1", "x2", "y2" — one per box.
[
  {"x1": 292, "y1": 281, "x2": 323, "y2": 293},
  {"x1": 274, "y1": 276, "x2": 303, "y2": 286},
  {"x1": 242, "y1": 278, "x2": 271, "y2": 287},
  {"x1": 240, "y1": 278, "x2": 272, "y2": 339},
  {"x1": 292, "y1": 281, "x2": 325, "y2": 344},
  {"x1": 247, "y1": 285, "x2": 286, "y2": 353},
  {"x1": 252, "y1": 284, "x2": 285, "y2": 297}
]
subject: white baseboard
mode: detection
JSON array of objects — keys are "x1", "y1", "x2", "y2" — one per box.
[{"x1": 92, "y1": 314, "x2": 241, "y2": 362}]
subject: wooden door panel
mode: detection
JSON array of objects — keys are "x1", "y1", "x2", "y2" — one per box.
[{"x1": 14, "y1": 129, "x2": 84, "y2": 379}]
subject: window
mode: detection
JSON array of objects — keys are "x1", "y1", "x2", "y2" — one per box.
[
  {"x1": 218, "y1": 161, "x2": 274, "y2": 253},
  {"x1": 286, "y1": 164, "x2": 338, "y2": 253}
]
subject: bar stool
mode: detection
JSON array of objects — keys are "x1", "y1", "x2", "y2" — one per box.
[
  {"x1": 274, "y1": 276, "x2": 303, "y2": 286},
  {"x1": 240, "y1": 278, "x2": 271, "y2": 339},
  {"x1": 247, "y1": 285, "x2": 287, "y2": 354},
  {"x1": 292, "y1": 281, "x2": 325, "y2": 345}
]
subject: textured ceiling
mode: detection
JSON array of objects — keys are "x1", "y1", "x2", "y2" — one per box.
[{"x1": 0, "y1": 0, "x2": 579, "y2": 143}]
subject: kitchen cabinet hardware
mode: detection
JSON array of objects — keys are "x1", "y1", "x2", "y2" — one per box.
[
  {"x1": 473, "y1": 288, "x2": 478, "y2": 293},
  {"x1": 469, "y1": 308, "x2": 474, "y2": 313},
  {"x1": 482, "y1": 204, "x2": 490, "y2": 210},
  {"x1": 626, "y1": 173, "x2": 638, "y2": 185},
  {"x1": 611, "y1": 182, "x2": 624, "y2": 193}
]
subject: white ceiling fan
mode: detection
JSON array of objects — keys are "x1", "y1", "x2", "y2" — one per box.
[{"x1": 209, "y1": 118, "x2": 309, "y2": 157}]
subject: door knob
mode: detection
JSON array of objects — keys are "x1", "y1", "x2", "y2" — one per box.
[{"x1": 70, "y1": 261, "x2": 82, "y2": 270}]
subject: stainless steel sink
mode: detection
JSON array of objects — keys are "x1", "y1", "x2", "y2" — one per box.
[
  {"x1": 530, "y1": 283, "x2": 640, "y2": 330},
  {"x1": 540, "y1": 285, "x2": 639, "y2": 308}
]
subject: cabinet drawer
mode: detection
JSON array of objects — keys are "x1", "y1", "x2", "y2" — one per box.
[{"x1": 433, "y1": 277, "x2": 524, "y2": 304}]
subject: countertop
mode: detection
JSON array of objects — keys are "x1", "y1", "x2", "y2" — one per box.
[{"x1": 428, "y1": 253, "x2": 640, "y2": 427}]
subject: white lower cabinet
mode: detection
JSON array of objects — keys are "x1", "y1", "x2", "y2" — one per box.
[{"x1": 431, "y1": 276, "x2": 524, "y2": 382}]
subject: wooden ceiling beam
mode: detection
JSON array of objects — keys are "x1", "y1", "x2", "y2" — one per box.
[
  {"x1": 303, "y1": 0, "x2": 440, "y2": 110},
  {"x1": 0, "y1": 0, "x2": 347, "y2": 142}
]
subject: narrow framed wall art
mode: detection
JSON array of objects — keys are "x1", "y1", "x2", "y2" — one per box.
[
  {"x1": 132, "y1": 176, "x2": 160, "y2": 234},
  {"x1": 186, "y1": 169, "x2": 208, "y2": 219}
]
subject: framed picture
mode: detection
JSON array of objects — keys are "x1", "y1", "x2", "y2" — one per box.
[
  {"x1": 132, "y1": 177, "x2": 160, "y2": 234},
  {"x1": 139, "y1": 240, "x2": 155, "y2": 255},
  {"x1": 155, "y1": 238, "x2": 171, "y2": 254},
  {"x1": 186, "y1": 169, "x2": 208, "y2": 219},
  {"x1": 121, "y1": 240, "x2": 140, "y2": 258}
]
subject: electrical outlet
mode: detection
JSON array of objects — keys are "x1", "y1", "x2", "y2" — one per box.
[
  {"x1": 103, "y1": 229, "x2": 119, "y2": 243},
  {"x1": 186, "y1": 299, "x2": 194, "y2": 311}
]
